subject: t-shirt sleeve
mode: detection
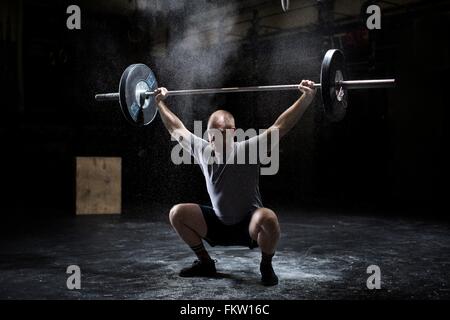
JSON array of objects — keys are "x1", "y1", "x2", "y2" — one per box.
[{"x1": 238, "y1": 129, "x2": 280, "y2": 165}]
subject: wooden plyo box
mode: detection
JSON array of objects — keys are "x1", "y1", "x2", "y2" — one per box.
[{"x1": 76, "y1": 157, "x2": 121, "y2": 215}]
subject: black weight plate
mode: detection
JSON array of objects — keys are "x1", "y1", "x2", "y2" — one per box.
[
  {"x1": 119, "y1": 64, "x2": 158, "y2": 126},
  {"x1": 320, "y1": 49, "x2": 348, "y2": 122}
]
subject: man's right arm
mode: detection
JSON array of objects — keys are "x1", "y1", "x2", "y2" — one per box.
[{"x1": 155, "y1": 88, "x2": 191, "y2": 143}]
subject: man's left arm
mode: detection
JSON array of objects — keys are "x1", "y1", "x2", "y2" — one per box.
[
  {"x1": 239, "y1": 80, "x2": 316, "y2": 158},
  {"x1": 266, "y1": 80, "x2": 317, "y2": 140}
]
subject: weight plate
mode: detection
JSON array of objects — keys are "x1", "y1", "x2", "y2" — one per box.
[
  {"x1": 119, "y1": 64, "x2": 158, "y2": 126},
  {"x1": 320, "y1": 49, "x2": 348, "y2": 122}
]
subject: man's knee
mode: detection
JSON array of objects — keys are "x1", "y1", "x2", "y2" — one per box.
[
  {"x1": 169, "y1": 204, "x2": 187, "y2": 225},
  {"x1": 169, "y1": 203, "x2": 202, "y2": 226},
  {"x1": 255, "y1": 208, "x2": 280, "y2": 232}
]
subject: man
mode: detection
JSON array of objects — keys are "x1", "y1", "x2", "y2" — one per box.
[{"x1": 155, "y1": 80, "x2": 316, "y2": 286}]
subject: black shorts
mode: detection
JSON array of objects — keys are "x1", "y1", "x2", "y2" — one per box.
[{"x1": 200, "y1": 205, "x2": 258, "y2": 249}]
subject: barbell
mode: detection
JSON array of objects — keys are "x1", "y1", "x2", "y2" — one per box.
[{"x1": 95, "y1": 49, "x2": 396, "y2": 126}]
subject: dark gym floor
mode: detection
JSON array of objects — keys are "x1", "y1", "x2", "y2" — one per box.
[{"x1": 1, "y1": 209, "x2": 449, "y2": 300}]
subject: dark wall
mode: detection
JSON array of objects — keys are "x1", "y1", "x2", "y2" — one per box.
[{"x1": 1, "y1": 0, "x2": 449, "y2": 218}]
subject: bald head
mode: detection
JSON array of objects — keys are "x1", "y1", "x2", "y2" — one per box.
[
  {"x1": 207, "y1": 110, "x2": 236, "y2": 148},
  {"x1": 207, "y1": 110, "x2": 235, "y2": 130}
]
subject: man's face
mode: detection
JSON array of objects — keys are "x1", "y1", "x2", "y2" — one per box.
[{"x1": 207, "y1": 116, "x2": 236, "y2": 151}]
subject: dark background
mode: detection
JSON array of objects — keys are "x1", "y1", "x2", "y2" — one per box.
[{"x1": 1, "y1": 0, "x2": 449, "y2": 220}]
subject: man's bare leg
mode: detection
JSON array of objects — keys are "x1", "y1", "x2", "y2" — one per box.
[
  {"x1": 169, "y1": 204, "x2": 216, "y2": 277},
  {"x1": 249, "y1": 208, "x2": 281, "y2": 286}
]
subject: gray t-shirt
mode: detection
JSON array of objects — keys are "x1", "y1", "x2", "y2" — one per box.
[{"x1": 182, "y1": 133, "x2": 263, "y2": 225}]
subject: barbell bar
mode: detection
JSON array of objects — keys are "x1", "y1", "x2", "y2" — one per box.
[
  {"x1": 95, "y1": 80, "x2": 395, "y2": 101},
  {"x1": 94, "y1": 49, "x2": 396, "y2": 126}
]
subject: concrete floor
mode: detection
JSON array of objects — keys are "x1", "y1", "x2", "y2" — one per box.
[{"x1": 0, "y1": 210, "x2": 449, "y2": 300}]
